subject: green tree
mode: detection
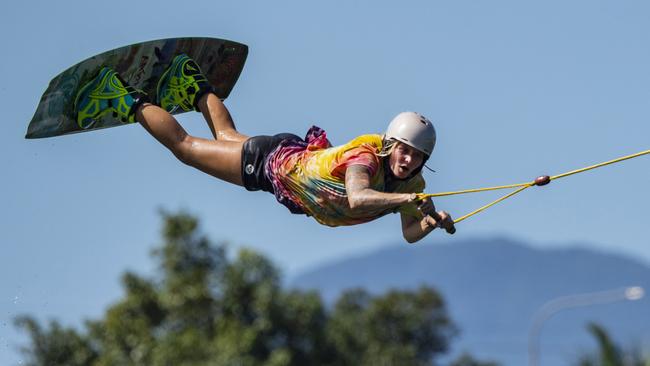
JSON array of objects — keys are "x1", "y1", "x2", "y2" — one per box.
[
  {"x1": 15, "y1": 210, "x2": 493, "y2": 366},
  {"x1": 86, "y1": 272, "x2": 165, "y2": 365},
  {"x1": 449, "y1": 353, "x2": 500, "y2": 366},
  {"x1": 13, "y1": 317, "x2": 98, "y2": 366},
  {"x1": 576, "y1": 323, "x2": 649, "y2": 366},
  {"x1": 326, "y1": 287, "x2": 457, "y2": 366}
]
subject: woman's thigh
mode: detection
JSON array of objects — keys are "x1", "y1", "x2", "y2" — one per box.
[{"x1": 178, "y1": 136, "x2": 245, "y2": 186}]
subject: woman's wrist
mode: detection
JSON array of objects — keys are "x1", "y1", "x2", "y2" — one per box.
[{"x1": 406, "y1": 193, "x2": 418, "y2": 203}]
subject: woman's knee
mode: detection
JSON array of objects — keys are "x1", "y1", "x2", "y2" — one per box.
[{"x1": 171, "y1": 136, "x2": 199, "y2": 166}]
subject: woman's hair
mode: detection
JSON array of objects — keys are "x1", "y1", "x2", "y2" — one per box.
[{"x1": 378, "y1": 137, "x2": 398, "y2": 157}]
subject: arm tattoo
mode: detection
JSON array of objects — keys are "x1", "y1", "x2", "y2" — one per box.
[
  {"x1": 345, "y1": 165, "x2": 411, "y2": 211},
  {"x1": 346, "y1": 165, "x2": 371, "y2": 195}
]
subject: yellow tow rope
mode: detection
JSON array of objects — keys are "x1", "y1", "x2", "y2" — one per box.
[{"x1": 417, "y1": 149, "x2": 650, "y2": 224}]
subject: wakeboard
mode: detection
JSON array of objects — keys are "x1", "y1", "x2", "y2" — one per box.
[{"x1": 26, "y1": 37, "x2": 248, "y2": 138}]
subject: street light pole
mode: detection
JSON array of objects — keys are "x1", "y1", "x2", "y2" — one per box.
[{"x1": 528, "y1": 286, "x2": 644, "y2": 366}]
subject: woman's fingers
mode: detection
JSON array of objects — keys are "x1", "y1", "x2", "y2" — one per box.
[
  {"x1": 422, "y1": 207, "x2": 457, "y2": 235},
  {"x1": 437, "y1": 211, "x2": 456, "y2": 235}
]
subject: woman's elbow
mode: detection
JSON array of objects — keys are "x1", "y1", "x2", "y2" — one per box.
[
  {"x1": 171, "y1": 135, "x2": 196, "y2": 166},
  {"x1": 404, "y1": 235, "x2": 421, "y2": 244},
  {"x1": 347, "y1": 194, "x2": 364, "y2": 210},
  {"x1": 403, "y1": 230, "x2": 422, "y2": 244}
]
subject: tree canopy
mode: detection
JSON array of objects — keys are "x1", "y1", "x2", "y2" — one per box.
[{"x1": 15, "y1": 210, "x2": 496, "y2": 366}]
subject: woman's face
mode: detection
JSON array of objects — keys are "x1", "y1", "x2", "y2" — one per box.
[{"x1": 388, "y1": 142, "x2": 425, "y2": 179}]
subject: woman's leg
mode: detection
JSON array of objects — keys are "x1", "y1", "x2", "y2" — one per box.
[
  {"x1": 197, "y1": 93, "x2": 249, "y2": 142},
  {"x1": 135, "y1": 103, "x2": 245, "y2": 186}
]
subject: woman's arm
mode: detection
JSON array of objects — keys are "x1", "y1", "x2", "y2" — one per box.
[
  {"x1": 401, "y1": 213, "x2": 434, "y2": 243},
  {"x1": 345, "y1": 164, "x2": 455, "y2": 242},
  {"x1": 401, "y1": 210, "x2": 454, "y2": 243},
  {"x1": 345, "y1": 165, "x2": 417, "y2": 210},
  {"x1": 401, "y1": 197, "x2": 456, "y2": 243}
]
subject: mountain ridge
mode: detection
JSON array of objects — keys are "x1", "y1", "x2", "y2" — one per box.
[{"x1": 291, "y1": 236, "x2": 650, "y2": 365}]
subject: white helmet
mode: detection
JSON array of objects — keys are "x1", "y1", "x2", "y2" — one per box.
[{"x1": 385, "y1": 112, "x2": 436, "y2": 156}]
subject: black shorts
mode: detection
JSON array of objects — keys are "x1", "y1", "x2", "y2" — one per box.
[{"x1": 241, "y1": 133, "x2": 302, "y2": 192}]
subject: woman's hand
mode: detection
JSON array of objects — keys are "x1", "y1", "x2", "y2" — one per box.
[
  {"x1": 401, "y1": 197, "x2": 456, "y2": 242},
  {"x1": 423, "y1": 210, "x2": 456, "y2": 235},
  {"x1": 417, "y1": 197, "x2": 456, "y2": 234}
]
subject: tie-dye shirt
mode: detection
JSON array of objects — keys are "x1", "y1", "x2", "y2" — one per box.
[{"x1": 265, "y1": 126, "x2": 425, "y2": 227}]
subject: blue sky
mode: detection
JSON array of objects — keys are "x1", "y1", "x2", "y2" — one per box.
[{"x1": 1, "y1": 0, "x2": 649, "y2": 364}]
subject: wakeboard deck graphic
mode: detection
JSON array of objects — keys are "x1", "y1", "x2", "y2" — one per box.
[{"x1": 26, "y1": 37, "x2": 248, "y2": 139}]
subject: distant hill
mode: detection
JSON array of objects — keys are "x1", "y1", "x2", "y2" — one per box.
[{"x1": 291, "y1": 237, "x2": 650, "y2": 366}]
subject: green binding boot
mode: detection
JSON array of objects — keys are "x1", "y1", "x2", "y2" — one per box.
[
  {"x1": 74, "y1": 67, "x2": 148, "y2": 129},
  {"x1": 156, "y1": 54, "x2": 214, "y2": 113}
]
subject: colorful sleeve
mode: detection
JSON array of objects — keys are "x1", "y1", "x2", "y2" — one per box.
[
  {"x1": 330, "y1": 143, "x2": 381, "y2": 179},
  {"x1": 396, "y1": 174, "x2": 426, "y2": 218}
]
